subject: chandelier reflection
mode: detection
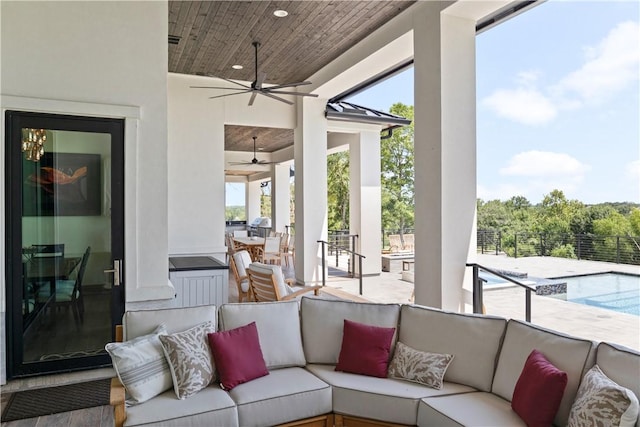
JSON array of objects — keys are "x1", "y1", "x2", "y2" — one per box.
[{"x1": 21, "y1": 128, "x2": 47, "y2": 161}]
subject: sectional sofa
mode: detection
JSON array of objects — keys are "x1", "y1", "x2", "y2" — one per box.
[{"x1": 108, "y1": 297, "x2": 640, "y2": 427}]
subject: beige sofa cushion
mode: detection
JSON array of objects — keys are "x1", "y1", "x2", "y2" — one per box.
[
  {"x1": 418, "y1": 392, "x2": 526, "y2": 427},
  {"x1": 596, "y1": 342, "x2": 640, "y2": 427},
  {"x1": 300, "y1": 298, "x2": 400, "y2": 364},
  {"x1": 398, "y1": 305, "x2": 507, "y2": 392},
  {"x1": 492, "y1": 319, "x2": 595, "y2": 427},
  {"x1": 218, "y1": 301, "x2": 306, "y2": 369},
  {"x1": 124, "y1": 385, "x2": 238, "y2": 426},
  {"x1": 228, "y1": 367, "x2": 332, "y2": 427},
  {"x1": 123, "y1": 305, "x2": 217, "y2": 340},
  {"x1": 308, "y1": 364, "x2": 476, "y2": 426}
]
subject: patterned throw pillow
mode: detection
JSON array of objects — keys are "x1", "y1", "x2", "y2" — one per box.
[
  {"x1": 568, "y1": 365, "x2": 639, "y2": 427},
  {"x1": 106, "y1": 324, "x2": 172, "y2": 404},
  {"x1": 387, "y1": 341, "x2": 454, "y2": 390},
  {"x1": 159, "y1": 321, "x2": 216, "y2": 399}
]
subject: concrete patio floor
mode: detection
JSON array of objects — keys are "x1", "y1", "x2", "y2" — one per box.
[{"x1": 305, "y1": 253, "x2": 639, "y2": 351}]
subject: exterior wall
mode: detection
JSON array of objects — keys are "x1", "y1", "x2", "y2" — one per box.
[
  {"x1": 167, "y1": 73, "x2": 295, "y2": 258},
  {"x1": 0, "y1": 0, "x2": 169, "y2": 382}
]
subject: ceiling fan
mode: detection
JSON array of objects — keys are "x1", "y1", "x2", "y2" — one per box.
[
  {"x1": 229, "y1": 136, "x2": 278, "y2": 166},
  {"x1": 191, "y1": 41, "x2": 318, "y2": 106}
]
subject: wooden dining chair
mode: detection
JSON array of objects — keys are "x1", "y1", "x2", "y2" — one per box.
[
  {"x1": 247, "y1": 262, "x2": 321, "y2": 302},
  {"x1": 256, "y1": 236, "x2": 282, "y2": 265}
]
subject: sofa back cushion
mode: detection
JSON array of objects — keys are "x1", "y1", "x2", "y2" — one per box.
[
  {"x1": 398, "y1": 305, "x2": 507, "y2": 392},
  {"x1": 492, "y1": 319, "x2": 595, "y2": 426},
  {"x1": 218, "y1": 300, "x2": 306, "y2": 369},
  {"x1": 123, "y1": 305, "x2": 217, "y2": 341},
  {"x1": 300, "y1": 298, "x2": 400, "y2": 364},
  {"x1": 596, "y1": 342, "x2": 640, "y2": 427}
]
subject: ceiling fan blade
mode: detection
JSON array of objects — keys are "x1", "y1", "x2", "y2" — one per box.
[
  {"x1": 228, "y1": 161, "x2": 252, "y2": 166},
  {"x1": 190, "y1": 86, "x2": 249, "y2": 90},
  {"x1": 218, "y1": 77, "x2": 252, "y2": 89},
  {"x1": 267, "y1": 81, "x2": 312, "y2": 90},
  {"x1": 248, "y1": 91, "x2": 258, "y2": 106},
  {"x1": 255, "y1": 72, "x2": 267, "y2": 90},
  {"x1": 208, "y1": 90, "x2": 252, "y2": 99},
  {"x1": 266, "y1": 90, "x2": 319, "y2": 98},
  {"x1": 258, "y1": 91, "x2": 294, "y2": 105}
]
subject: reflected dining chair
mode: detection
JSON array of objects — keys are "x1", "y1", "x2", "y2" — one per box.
[
  {"x1": 247, "y1": 262, "x2": 321, "y2": 302},
  {"x1": 36, "y1": 246, "x2": 90, "y2": 324}
]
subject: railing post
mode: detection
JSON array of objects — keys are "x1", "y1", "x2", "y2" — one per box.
[
  {"x1": 525, "y1": 289, "x2": 531, "y2": 322},
  {"x1": 318, "y1": 240, "x2": 326, "y2": 287},
  {"x1": 358, "y1": 255, "x2": 364, "y2": 295},
  {"x1": 577, "y1": 234, "x2": 581, "y2": 260},
  {"x1": 472, "y1": 264, "x2": 482, "y2": 314},
  {"x1": 514, "y1": 234, "x2": 518, "y2": 258},
  {"x1": 617, "y1": 236, "x2": 621, "y2": 264}
]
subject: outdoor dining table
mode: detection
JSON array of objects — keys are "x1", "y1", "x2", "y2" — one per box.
[{"x1": 233, "y1": 236, "x2": 265, "y2": 261}]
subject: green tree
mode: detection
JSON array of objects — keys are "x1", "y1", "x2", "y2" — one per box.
[
  {"x1": 381, "y1": 103, "x2": 414, "y2": 234},
  {"x1": 327, "y1": 151, "x2": 350, "y2": 230}
]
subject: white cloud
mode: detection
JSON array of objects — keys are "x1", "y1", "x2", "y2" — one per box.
[
  {"x1": 555, "y1": 21, "x2": 640, "y2": 104},
  {"x1": 500, "y1": 151, "x2": 591, "y2": 177},
  {"x1": 482, "y1": 88, "x2": 557, "y2": 125},
  {"x1": 482, "y1": 21, "x2": 639, "y2": 125}
]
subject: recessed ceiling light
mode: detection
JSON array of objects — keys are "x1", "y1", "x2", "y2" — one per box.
[
  {"x1": 273, "y1": 9, "x2": 288, "y2": 17},
  {"x1": 231, "y1": 64, "x2": 243, "y2": 70}
]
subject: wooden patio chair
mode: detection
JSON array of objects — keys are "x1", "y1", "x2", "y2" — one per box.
[
  {"x1": 230, "y1": 250, "x2": 253, "y2": 302},
  {"x1": 247, "y1": 262, "x2": 321, "y2": 302},
  {"x1": 388, "y1": 234, "x2": 403, "y2": 253},
  {"x1": 402, "y1": 234, "x2": 415, "y2": 252}
]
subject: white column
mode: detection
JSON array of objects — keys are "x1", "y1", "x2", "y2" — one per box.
[
  {"x1": 413, "y1": 10, "x2": 477, "y2": 311},
  {"x1": 349, "y1": 129, "x2": 382, "y2": 275},
  {"x1": 294, "y1": 97, "x2": 328, "y2": 284},
  {"x1": 246, "y1": 180, "x2": 262, "y2": 224},
  {"x1": 271, "y1": 163, "x2": 291, "y2": 234}
]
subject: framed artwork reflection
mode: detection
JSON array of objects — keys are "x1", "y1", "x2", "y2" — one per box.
[{"x1": 23, "y1": 152, "x2": 101, "y2": 216}]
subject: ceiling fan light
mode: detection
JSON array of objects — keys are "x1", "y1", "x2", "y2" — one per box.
[
  {"x1": 273, "y1": 9, "x2": 288, "y2": 17},
  {"x1": 232, "y1": 64, "x2": 243, "y2": 70}
]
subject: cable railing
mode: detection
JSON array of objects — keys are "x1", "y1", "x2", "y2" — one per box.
[
  {"x1": 318, "y1": 240, "x2": 366, "y2": 295},
  {"x1": 466, "y1": 263, "x2": 535, "y2": 322},
  {"x1": 477, "y1": 230, "x2": 640, "y2": 265}
]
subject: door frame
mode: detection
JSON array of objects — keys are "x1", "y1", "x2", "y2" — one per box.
[{"x1": 4, "y1": 110, "x2": 125, "y2": 378}]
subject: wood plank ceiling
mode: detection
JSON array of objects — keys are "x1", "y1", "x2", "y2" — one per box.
[{"x1": 168, "y1": 1, "x2": 415, "y2": 167}]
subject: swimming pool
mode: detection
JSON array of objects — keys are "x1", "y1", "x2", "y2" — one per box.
[{"x1": 549, "y1": 273, "x2": 640, "y2": 316}]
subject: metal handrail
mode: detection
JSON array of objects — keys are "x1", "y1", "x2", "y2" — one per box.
[
  {"x1": 318, "y1": 240, "x2": 366, "y2": 295},
  {"x1": 466, "y1": 263, "x2": 535, "y2": 322}
]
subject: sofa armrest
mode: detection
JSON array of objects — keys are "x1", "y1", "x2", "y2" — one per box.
[
  {"x1": 110, "y1": 377, "x2": 126, "y2": 427},
  {"x1": 283, "y1": 285, "x2": 321, "y2": 300}
]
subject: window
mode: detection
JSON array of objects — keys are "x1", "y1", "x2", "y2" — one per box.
[{"x1": 225, "y1": 182, "x2": 246, "y2": 221}]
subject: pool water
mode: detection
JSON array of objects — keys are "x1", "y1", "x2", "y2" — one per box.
[{"x1": 549, "y1": 273, "x2": 640, "y2": 316}]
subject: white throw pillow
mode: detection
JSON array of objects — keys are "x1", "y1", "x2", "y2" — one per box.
[
  {"x1": 218, "y1": 300, "x2": 306, "y2": 369},
  {"x1": 159, "y1": 321, "x2": 216, "y2": 400},
  {"x1": 568, "y1": 365, "x2": 639, "y2": 427},
  {"x1": 233, "y1": 250, "x2": 252, "y2": 292},
  {"x1": 105, "y1": 324, "x2": 172, "y2": 405},
  {"x1": 387, "y1": 341, "x2": 454, "y2": 390}
]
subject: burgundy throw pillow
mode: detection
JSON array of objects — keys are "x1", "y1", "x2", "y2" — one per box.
[
  {"x1": 512, "y1": 349, "x2": 568, "y2": 427},
  {"x1": 207, "y1": 322, "x2": 268, "y2": 390},
  {"x1": 335, "y1": 319, "x2": 396, "y2": 378}
]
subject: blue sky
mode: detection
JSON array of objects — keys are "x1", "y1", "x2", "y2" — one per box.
[{"x1": 348, "y1": 0, "x2": 640, "y2": 205}]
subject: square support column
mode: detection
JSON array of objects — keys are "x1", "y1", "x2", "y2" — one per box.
[
  {"x1": 271, "y1": 163, "x2": 291, "y2": 234},
  {"x1": 294, "y1": 98, "x2": 328, "y2": 284},
  {"x1": 413, "y1": 10, "x2": 477, "y2": 311},
  {"x1": 246, "y1": 180, "x2": 262, "y2": 225},
  {"x1": 349, "y1": 129, "x2": 382, "y2": 275}
]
